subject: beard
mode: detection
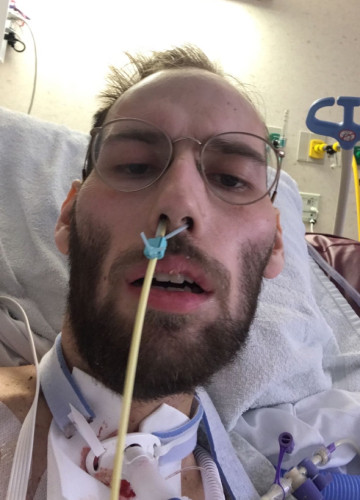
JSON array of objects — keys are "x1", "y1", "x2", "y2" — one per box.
[{"x1": 67, "y1": 208, "x2": 274, "y2": 401}]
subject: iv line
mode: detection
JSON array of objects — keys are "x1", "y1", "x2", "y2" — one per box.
[{"x1": 110, "y1": 218, "x2": 168, "y2": 500}]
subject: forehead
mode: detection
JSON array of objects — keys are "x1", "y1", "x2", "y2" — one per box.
[{"x1": 105, "y1": 69, "x2": 266, "y2": 139}]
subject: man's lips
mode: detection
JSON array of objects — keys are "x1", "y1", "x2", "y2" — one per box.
[
  {"x1": 125, "y1": 255, "x2": 213, "y2": 295},
  {"x1": 132, "y1": 273, "x2": 204, "y2": 294}
]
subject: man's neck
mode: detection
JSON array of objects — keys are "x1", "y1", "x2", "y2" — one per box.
[
  {"x1": 51, "y1": 333, "x2": 205, "y2": 498},
  {"x1": 127, "y1": 393, "x2": 195, "y2": 431},
  {"x1": 61, "y1": 326, "x2": 195, "y2": 429}
]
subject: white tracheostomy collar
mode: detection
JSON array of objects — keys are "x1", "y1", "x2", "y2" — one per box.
[{"x1": 40, "y1": 336, "x2": 204, "y2": 500}]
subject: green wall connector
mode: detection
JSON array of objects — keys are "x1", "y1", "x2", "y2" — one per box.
[
  {"x1": 270, "y1": 132, "x2": 280, "y2": 147},
  {"x1": 354, "y1": 146, "x2": 360, "y2": 165}
]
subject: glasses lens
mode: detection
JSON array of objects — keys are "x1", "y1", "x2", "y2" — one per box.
[
  {"x1": 92, "y1": 119, "x2": 172, "y2": 192},
  {"x1": 202, "y1": 133, "x2": 279, "y2": 205}
]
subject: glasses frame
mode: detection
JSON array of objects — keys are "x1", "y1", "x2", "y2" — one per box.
[{"x1": 82, "y1": 118, "x2": 284, "y2": 206}]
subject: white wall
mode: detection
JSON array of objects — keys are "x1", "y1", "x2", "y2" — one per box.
[{"x1": 1, "y1": 0, "x2": 359, "y2": 239}]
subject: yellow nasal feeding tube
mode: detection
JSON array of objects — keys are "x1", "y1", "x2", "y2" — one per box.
[
  {"x1": 333, "y1": 142, "x2": 360, "y2": 241},
  {"x1": 309, "y1": 140, "x2": 360, "y2": 241},
  {"x1": 353, "y1": 153, "x2": 360, "y2": 241},
  {"x1": 110, "y1": 219, "x2": 188, "y2": 500}
]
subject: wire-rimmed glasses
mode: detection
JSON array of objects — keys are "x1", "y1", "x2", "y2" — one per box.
[{"x1": 84, "y1": 118, "x2": 283, "y2": 205}]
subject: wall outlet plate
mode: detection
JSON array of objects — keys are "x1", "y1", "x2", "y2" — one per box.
[
  {"x1": 297, "y1": 131, "x2": 326, "y2": 163},
  {"x1": 300, "y1": 192, "x2": 320, "y2": 222}
]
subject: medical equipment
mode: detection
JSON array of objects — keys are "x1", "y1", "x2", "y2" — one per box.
[
  {"x1": 2, "y1": 106, "x2": 360, "y2": 499},
  {"x1": 261, "y1": 432, "x2": 360, "y2": 500},
  {"x1": 110, "y1": 219, "x2": 192, "y2": 499},
  {"x1": 6, "y1": 8, "x2": 37, "y2": 114},
  {"x1": 280, "y1": 109, "x2": 289, "y2": 150},
  {"x1": 270, "y1": 109, "x2": 288, "y2": 153},
  {"x1": 306, "y1": 96, "x2": 360, "y2": 237},
  {"x1": 308, "y1": 139, "x2": 360, "y2": 241},
  {"x1": 5, "y1": 221, "x2": 218, "y2": 500},
  {"x1": 109, "y1": 218, "x2": 167, "y2": 500},
  {"x1": 39, "y1": 331, "x2": 224, "y2": 499}
]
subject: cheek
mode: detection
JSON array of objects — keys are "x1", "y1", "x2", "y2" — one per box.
[
  {"x1": 209, "y1": 204, "x2": 277, "y2": 306},
  {"x1": 78, "y1": 178, "x2": 149, "y2": 239},
  {"x1": 209, "y1": 202, "x2": 277, "y2": 261}
]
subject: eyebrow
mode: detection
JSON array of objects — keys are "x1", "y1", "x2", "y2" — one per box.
[
  {"x1": 207, "y1": 137, "x2": 266, "y2": 164},
  {"x1": 103, "y1": 129, "x2": 164, "y2": 145}
]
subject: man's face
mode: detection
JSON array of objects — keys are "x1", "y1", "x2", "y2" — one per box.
[{"x1": 58, "y1": 69, "x2": 284, "y2": 399}]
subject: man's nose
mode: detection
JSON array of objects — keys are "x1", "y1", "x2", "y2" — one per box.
[{"x1": 148, "y1": 146, "x2": 209, "y2": 235}]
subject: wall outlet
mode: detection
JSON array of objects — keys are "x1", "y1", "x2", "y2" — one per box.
[{"x1": 300, "y1": 192, "x2": 320, "y2": 222}]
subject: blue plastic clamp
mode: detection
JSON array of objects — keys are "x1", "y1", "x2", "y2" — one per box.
[{"x1": 143, "y1": 236, "x2": 168, "y2": 260}]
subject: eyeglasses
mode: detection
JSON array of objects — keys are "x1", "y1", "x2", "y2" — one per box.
[{"x1": 84, "y1": 118, "x2": 283, "y2": 205}]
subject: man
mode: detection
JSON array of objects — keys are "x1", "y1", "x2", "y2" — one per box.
[{"x1": 2, "y1": 46, "x2": 284, "y2": 499}]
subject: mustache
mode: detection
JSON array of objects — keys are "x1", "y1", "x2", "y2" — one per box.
[{"x1": 108, "y1": 234, "x2": 231, "y2": 292}]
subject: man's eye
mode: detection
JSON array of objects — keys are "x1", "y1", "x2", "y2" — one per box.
[
  {"x1": 123, "y1": 163, "x2": 151, "y2": 175},
  {"x1": 207, "y1": 173, "x2": 249, "y2": 190},
  {"x1": 109, "y1": 163, "x2": 155, "y2": 177}
]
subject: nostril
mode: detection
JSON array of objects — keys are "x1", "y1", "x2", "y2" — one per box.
[
  {"x1": 182, "y1": 217, "x2": 193, "y2": 230},
  {"x1": 159, "y1": 214, "x2": 168, "y2": 224},
  {"x1": 158, "y1": 214, "x2": 193, "y2": 232}
]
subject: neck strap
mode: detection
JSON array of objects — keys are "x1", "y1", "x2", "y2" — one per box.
[
  {"x1": 40, "y1": 334, "x2": 94, "y2": 437},
  {"x1": 39, "y1": 334, "x2": 203, "y2": 465}
]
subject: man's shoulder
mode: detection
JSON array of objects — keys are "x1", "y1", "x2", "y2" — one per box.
[{"x1": 0, "y1": 364, "x2": 36, "y2": 423}]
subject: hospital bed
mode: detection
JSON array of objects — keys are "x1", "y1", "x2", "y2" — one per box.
[
  {"x1": 1, "y1": 106, "x2": 360, "y2": 499},
  {"x1": 305, "y1": 233, "x2": 360, "y2": 316}
]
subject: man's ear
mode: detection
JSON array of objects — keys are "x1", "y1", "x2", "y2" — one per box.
[
  {"x1": 263, "y1": 209, "x2": 284, "y2": 279},
  {"x1": 55, "y1": 180, "x2": 81, "y2": 255}
]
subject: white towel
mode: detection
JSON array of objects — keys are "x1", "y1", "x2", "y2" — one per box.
[
  {"x1": 205, "y1": 169, "x2": 360, "y2": 430},
  {"x1": 0, "y1": 107, "x2": 89, "y2": 362}
]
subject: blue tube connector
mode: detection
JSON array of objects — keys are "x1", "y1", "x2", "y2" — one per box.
[
  {"x1": 141, "y1": 224, "x2": 188, "y2": 260},
  {"x1": 142, "y1": 236, "x2": 168, "y2": 260}
]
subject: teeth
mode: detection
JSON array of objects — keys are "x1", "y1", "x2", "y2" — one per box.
[
  {"x1": 154, "y1": 272, "x2": 194, "y2": 285},
  {"x1": 170, "y1": 274, "x2": 186, "y2": 284}
]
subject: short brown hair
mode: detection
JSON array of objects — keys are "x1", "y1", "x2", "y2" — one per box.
[
  {"x1": 83, "y1": 45, "x2": 260, "y2": 180},
  {"x1": 93, "y1": 45, "x2": 224, "y2": 127}
]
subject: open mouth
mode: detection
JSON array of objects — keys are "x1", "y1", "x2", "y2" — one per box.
[{"x1": 132, "y1": 272, "x2": 204, "y2": 294}]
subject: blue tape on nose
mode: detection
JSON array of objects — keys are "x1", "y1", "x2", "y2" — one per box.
[{"x1": 143, "y1": 236, "x2": 168, "y2": 260}]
